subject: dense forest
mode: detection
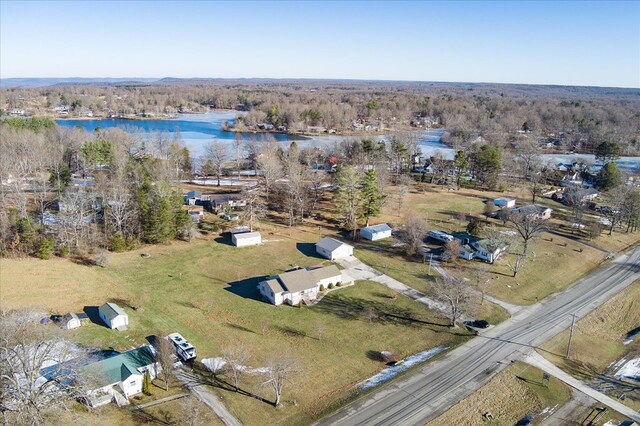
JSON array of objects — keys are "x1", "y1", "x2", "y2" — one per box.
[{"x1": 2, "y1": 79, "x2": 639, "y2": 156}]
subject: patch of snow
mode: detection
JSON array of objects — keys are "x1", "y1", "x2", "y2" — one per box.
[
  {"x1": 202, "y1": 357, "x2": 270, "y2": 375},
  {"x1": 357, "y1": 346, "x2": 446, "y2": 392},
  {"x1": 598, "y1": 217, "x2": 612, "y2": 226},
  {"x1": 500, "y1": 230, "x2": 517, "y2": 236},
  {"x1": 602, "y1": 421, "x2": 617, "y2": 426},
  {"x1": 614, "y1": 357, "x2": 640, "y2": 380},
  {"x1": 539, "y1": 404, "x2": 558, "y2": 416}
]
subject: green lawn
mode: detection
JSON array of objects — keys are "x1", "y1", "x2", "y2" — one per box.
[{"x1": 1, "y1": 234, "x2": 473, "y2": 426}]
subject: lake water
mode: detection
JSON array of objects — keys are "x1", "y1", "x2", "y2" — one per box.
[
  {"x1": 56, "y1": 111, "x2": 448, "y2": 158},
  {"x1": 56, "y1": 111, "x2": 639, "y2": 171}
]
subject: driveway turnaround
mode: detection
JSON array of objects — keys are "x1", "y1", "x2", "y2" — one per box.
[{"x1": 319, "y1": 246, "x2": 640, "y2": 426}]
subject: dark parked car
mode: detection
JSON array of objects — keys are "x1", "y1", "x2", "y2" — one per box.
[{"x1": 464, "y1": 320, "x2": 490, "y2": 329}]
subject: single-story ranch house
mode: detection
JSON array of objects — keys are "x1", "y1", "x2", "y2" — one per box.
[
  {"x1": 454, "y1": 232, "x2": 509, "y2": 264},
  {"x1": 316, "y1": 237, "x2": 354, "y2": 260},
  {"x1": 258, "y1": 265, "x2": 345, "y2": 305},
  {"x1": 80, "y1": 346, "x2": 158, "y2": 407},
  {"x1": 232, "y1": 231, "x2": 262, "y2": 247},
  {"x1": 511, "y1": 204, "x2": 552, "y2": 220},
  {"x1": 360, "y1": 224, "x2": 392, "y2": 241},
  {"x1": 98, "y1": 303, "x2": 128, "y2": 330}
]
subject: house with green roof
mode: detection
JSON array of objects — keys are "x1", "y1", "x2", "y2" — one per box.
[
  {"x1": 98, "y1": 302, "x2": 128, "y2": 329},
  {"x1": 79, "y1": 346, "x2": 158, "y2": 407}
]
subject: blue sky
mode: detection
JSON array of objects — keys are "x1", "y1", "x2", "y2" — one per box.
[{"x1": 1, "y1": 1, "x2": 638, "y2": 87}]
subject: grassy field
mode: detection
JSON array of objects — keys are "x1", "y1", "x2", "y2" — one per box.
[
  {"x1": 370, "y1": 185, "x2": 609, "y2": 305},
  {"x1": 428, "y1": 361, "x2": 571, "y2": 426},
  {"x1": 0, "y1": 229, "x2": 474, "y2": 425},
  {"x1": 540, "y1": 281, "x2": 640, "y2": 411},
  {"x1": 452, "y1": 232, "x2": 605, "y2": 305}
]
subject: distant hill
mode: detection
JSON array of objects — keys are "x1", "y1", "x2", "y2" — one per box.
[
  {"x1": 1, "y1": 77, "x2": 638, "y2": 100},
  {"x1": 0, "y1": 77, "x2": 160, "y2": 88}
]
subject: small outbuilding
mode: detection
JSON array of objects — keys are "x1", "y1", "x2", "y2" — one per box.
[
  {"x1": 493, "y1": 197, "x2": 516, "y2": 208},
  {"x1": 360, "y1": 224, "x2": 392, "y2": 241},
  {"x1": 316, "y1": 237, "x2": 354, "y2": 260},
  {"x1": 232, "y1": 231, "x2": 262, "y2": 247},
  {"x1": 62, "y1": 312, "x2": 81, "y2": 330},
  {"x1": 98, "y1": 303, "x2": 129, "y2": 330}
]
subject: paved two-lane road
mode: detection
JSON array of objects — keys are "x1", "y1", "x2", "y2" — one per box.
[{"x1": 320, "y1": 246, "x2": 640, "y2": 426}]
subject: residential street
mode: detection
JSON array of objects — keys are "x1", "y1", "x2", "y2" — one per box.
[{"x1": 319, "y1": 246, "x2": 640, "y2": 426}]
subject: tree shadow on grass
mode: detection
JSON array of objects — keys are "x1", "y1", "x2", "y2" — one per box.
[
  {"x1": 189, "y1": 362, "x2": 273, "y2": 406},
  {"x1": 224, "y1": 276, "x2": 268, "y2": 302},
  {"x1": 226, "y1": 322, "x2": 255, "y2": 334},
  {"x1": 312, "y1": 294, "x2": 447, "y2": 330}
]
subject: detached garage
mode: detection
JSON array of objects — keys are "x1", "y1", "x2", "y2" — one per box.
[
  {"x1": 493, "y1": 197, "x2": 516, "y2": 208},
  {"x1": 316, "y1": 237, "x2": 353, "y2": 260},
  {"x1": 232, "y1": 231, "x2": 262, "y2": 247},
  {"x1": 360, "y1": 224, "x2": 392, "y2": 241},
  {"x1": 98, "y1": 303, "x2": 129, "y2": 330}
]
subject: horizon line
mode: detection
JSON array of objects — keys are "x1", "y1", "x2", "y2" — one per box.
[{"x1": 1, "y1": 76, "x2": 639, "y2": 90}]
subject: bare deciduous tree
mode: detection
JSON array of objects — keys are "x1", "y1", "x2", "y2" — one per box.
[
  {"x1": 202, "y1": 141, "x2": 227, "y2": 186},
  {"x1": 400, "y1": 214, "x2": 427, "y2": 257},
  {"x1": 240, "y1": 185, "x2": 266, "y2": 232},
  {"x1": 507, "y1": 211, "x2": 547, "y2": 256},
  {"x1": 263, "y1": 352, "x2": 299, "y2": 407},
  {"x1": 257, "y1": 141, "x2": 283, "y2": 201},
  {"x1": 334, "y1": 165, "x2": 363, "y2": 239},
  {"x1": 155, "y1": 336, "x2": 175, "y2": 391},
  {"x1": 441, "y1": 239, "x2": 461, "y2": 263},
  {"x1": 0, "y1": 308, "x2": 88, "y2": 426},
  {"x1": 431, "y1": 274, "x2": 475, "y2": 327},
  {"x1": 394, "y1": 175, "x2": 412, "y2": 216},
  {"x1": 222, "y1": 344, "x2": 251, "y2": 392},
  {"x1": 564, "y1": 186, "x2": 589, "y2": 231}
]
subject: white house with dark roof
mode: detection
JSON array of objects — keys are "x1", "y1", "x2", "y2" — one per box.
[
  {"x1": 98, "y1": 303, "x2": 128, "y2": 329},
  {"x1": 316, "y1": 237, "x2": 353, "y2": 260},
  {"x1": 258, "y1": 265, "x2": 344, "y2": 305},
  {"x1": 360, "y1": 224, "x2": 392, "y2": 241},
  {"x1": 232, "y1": 231, "x2": 262, "y2": 247}
]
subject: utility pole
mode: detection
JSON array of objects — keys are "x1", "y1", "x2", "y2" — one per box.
[
  {"x1": 566, "y1": 313, "x2": 576, "y2": 359},
  {"x1": 428, "y1": 253, "x2": 433, "y2": 274}
]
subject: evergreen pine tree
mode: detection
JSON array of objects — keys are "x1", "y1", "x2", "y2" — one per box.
[{"x1": 361, "y1": 169, "x2": 384, "y2": 226}]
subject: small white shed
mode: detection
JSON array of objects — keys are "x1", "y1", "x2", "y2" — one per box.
[
  {"x1": 316, "y1": 237, "x2": 353, "y2": 260},
  {"x1": 98, "y1": 303, "x2": 128, "y2": 329},
  {"x1": 62, "y1": 312, "x2": 81, "y2": 330},
  {"x1": 493, "y1": 197, "x2": 516, "y2": 208},
  {"x1": 360, "y1": 224, "x2": 392, "y2": 241},
  {"x1": 232, "y1": 231, "x2": 262, "y2": 247}
]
